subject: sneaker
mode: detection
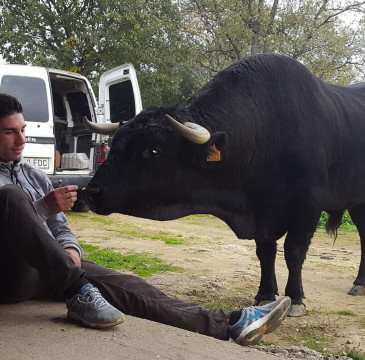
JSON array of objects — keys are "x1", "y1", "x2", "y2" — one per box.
[
  {"x1": 229, "y1": 297, "x2": 291, "y2": 346},
  {"x1": 66, "y1": 283, "x2": 125, "y2": 329}
]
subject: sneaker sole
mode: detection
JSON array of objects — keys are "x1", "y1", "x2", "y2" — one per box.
[
  {"x1": 67, "y1": 311, "x2": 125, "y2": 329},
  {"x1": 234, "y1": 297, "x2": 291, "y2": 346}
]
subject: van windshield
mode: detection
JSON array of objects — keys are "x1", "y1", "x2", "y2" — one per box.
[{"x1": 0, "y1": 75, "x2": 49, "y2": 122}]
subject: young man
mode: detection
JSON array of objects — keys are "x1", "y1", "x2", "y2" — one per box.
[{"x1": 0, "y1": 93, "x2": 291, "y2": 345}]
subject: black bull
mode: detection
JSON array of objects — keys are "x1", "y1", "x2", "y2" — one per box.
[{"x1": 83, "y1": 54, "x2": 365, "y2": 316}]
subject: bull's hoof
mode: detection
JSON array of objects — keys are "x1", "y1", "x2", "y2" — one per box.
[
  {"x1": 288, "y1": 303, "x2": 306, "y2": 317},
  {"x1": 348, "y1": 284, "x2": 365, "y2": 296}
]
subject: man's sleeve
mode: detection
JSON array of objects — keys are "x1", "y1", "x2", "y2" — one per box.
[
  {"x1": 46, "y1": 212, "x2": 83, "y2": 257},
  {"x1": 33, "y1": 172, "x2": 83, "y2": 257}
]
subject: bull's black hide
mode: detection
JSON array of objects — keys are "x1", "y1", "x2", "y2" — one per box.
[{"x1": 83, "y1": 54, "x2": 365, "y2": 316}]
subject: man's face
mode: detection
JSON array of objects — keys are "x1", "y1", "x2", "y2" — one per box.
[{"x1": 0, "y1": 113, "x2": 26, "y2": 164}]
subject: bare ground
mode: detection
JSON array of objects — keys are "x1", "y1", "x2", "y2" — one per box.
[{"x1": 67, "y1": 211, "x2": 365, "y2": 357}]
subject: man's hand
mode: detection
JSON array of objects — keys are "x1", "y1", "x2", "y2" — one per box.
[
  {"x1": 44, "y1": 185, "x2": 78, "y2": 215},
  {"x1": 65, "y1": 247, "x2": 81, "y2": 267}
]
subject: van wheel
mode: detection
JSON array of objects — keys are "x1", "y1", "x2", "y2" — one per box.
[{"x1": 71, "y1": 190, "x2": 90, "y2": 212}]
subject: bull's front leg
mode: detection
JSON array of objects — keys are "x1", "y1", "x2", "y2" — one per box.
[
  {"x1": 284, "y1": 232, "x2": 312, "y2": 317},
  {"x1": 253, "y1": 240, "x2": 278, "y2": 304}
]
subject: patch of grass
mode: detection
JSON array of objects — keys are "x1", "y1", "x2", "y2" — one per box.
[
  {"x1": 344, "y1": 349, "x2": 365, "y2": 360},
  {"x1": 330, "y1": 310, "x2": 358, "y2": 316},
  {"x1": 67, "y1": 212, "x2": 189, "y2": 245},
  {"x1": 282, "y1": 324, "x2": 332, "y2": 354},
  {"x1": 111, "y1": 228, "x2": 140, "y2": 237},
  {"x1": 89, "y1": 216, "x2": 114, "y2": 225},
  {"x1": 304, "y1": 334, "x2": 331, "y2": 353},
  {"x1": 65, "y1": 212, "x2": 89, "y2": 220},
  {"x1": 149, "y1": 233, "x2": 187, "y2": 245},
  {"x1": 110, "y1": 228, "x2": 188, "y2": 245},
  {"x1": 79, "y1": 241, "x2": 182, "y2": 277}
]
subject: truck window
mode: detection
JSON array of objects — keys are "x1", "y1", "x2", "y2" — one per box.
[
  {"x1": 0, "y1": 75, "x2": 49, "y2": 123},
  {"x1": 109, "y1": 80, "x2": 135, "y2": 123}
]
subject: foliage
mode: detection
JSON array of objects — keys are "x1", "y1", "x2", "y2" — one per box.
[
  {"x1": 1, "y1": 0, "x2": 365, "y2": 106},
  {"x1": 79, "y1": 241, "x2": 182, "y2": 277},
  {"x1": 0, "y1": 0, "x2": 196, "y2": 105},
  {"x1": 180, "y1": 0, "x2": 365, "y2": 83},
  {"x1": 317, "y1": 211, "x2": 356, "y2": 231}
]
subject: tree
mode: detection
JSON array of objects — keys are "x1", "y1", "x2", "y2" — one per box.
[
  {"x1": 0, "y1": 0, "x2": 197, "y2": 106},
  {"x1": 1, "y1": 0, "x2": 365, "y2": 107},
  {"x1": 0, "y1": 0, "x2": 103, "y2": 75},
  {"x1": 180, "y1": 0, "x2": 365, "y2": 84}
]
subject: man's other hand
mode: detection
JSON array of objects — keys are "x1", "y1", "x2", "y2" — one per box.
[{"x1": 65, "y1": 247, "x2": 82, "y2": 267}]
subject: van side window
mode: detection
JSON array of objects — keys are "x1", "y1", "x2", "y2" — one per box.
[{"x1": 0, "y1": 75, "x2": 49, "y2": 122}]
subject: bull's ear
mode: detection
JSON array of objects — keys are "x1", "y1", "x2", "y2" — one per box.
[
  {"x1": 206, "y1": 132, "x2": 227, "y2": 162},
  {"x1": 210, "y1": 131, "x2": 227, "y2": 150}
]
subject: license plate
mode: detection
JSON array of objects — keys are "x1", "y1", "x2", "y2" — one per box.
[{"x1": 25, "y1": 157, "x2": 50, "y2": 170}]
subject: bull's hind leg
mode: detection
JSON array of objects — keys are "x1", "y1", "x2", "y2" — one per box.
[
  {"x1": 347, "y1": 205, "x2": 365, "y2": 296},
  {"x1": 253, "y1": 240, "x2": 278, "y2": 304}
]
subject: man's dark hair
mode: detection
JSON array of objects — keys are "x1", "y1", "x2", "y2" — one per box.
[{"x1": 0, "y1": 93, "x2": 23, "y2": 121}]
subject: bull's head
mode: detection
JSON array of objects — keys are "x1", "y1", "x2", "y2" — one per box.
[{"x1": 82, "y1": 110, "x2": 227, "y2": 218}]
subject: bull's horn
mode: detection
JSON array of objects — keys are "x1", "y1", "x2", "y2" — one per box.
[
  {"x1": 165, "y1": 114, "x2": 210, "y2": 144},
  {"x1": 82, "y1": 116, "x2": 119, "y2": 136}
]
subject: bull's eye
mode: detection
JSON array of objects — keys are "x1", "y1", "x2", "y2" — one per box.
[{"x1": 143, "y1": 147, "x2": 161, "y2": 159}]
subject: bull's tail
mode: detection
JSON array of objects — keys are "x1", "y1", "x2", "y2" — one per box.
[{"x1": 325, "y1": 210, "x2": 345, "y2": 239}]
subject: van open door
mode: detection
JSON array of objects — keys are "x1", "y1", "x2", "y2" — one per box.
[{"x1": 98, "y1": 64, "x2": 142, "y2": 124}]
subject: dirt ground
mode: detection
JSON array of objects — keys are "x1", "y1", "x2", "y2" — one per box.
[{"x1": 67, "y1": 211, "x2": 365, "y2": 357}]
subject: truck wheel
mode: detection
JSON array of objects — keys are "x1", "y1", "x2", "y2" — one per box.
[{"x1": 71, "y1": 190, "x2": 90, "y2": 212}]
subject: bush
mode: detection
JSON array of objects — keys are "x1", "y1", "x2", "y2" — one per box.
[{"x1": 317, "y1": 211, "x2": 355, "y2": 230}]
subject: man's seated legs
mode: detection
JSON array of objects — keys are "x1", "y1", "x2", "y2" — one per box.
[{"x1": 0, "y1": 184, "x2": 124, "y2": 328}]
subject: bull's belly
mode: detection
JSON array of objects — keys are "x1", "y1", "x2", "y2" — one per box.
[{"x1": 324, "y1": 189, "x2": 365, "y2": 211}]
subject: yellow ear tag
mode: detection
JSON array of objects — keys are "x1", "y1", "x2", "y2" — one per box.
[{"x1": 207, "y1": 144, "x2": 221, "y2": 162}]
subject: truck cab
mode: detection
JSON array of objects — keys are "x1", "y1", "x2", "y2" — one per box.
[{"x1": 0, "y1": 64, "x2": 142, "y2": 211}]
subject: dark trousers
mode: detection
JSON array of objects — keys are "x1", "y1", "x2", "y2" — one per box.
[{"x1": 0, "y1": 185, "x2": 230, "y2": 340}]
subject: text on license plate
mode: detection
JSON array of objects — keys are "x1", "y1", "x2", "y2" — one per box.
[{"x1": 25, "y1": 158, "x2": 49, "y2": 169}]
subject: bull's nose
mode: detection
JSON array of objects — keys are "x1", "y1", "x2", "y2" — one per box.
[{"x1": 82, "y1": 186, "x2": 101, "y2": 206}]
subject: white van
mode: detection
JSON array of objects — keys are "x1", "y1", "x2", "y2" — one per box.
[{"x1": 0, "y1": 64, "x2": 142, "y2": 211}]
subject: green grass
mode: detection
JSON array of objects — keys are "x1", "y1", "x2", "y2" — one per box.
[
  {"x1": 65, "y1": 212, "x2": 89, "y2": 220},
  {"x1": 66, "y1": 212, "x2": 188, "y2": 245},
  {"x1": 330, "y1": 310, "x2": 358, "y2": 316},
  {"x1": 79, "y1": 241, "x2": 182, "y2": 277},
  {"x1": 109, "y1": 228, "x2": 188, "y2": 245},
  {"x1": 282, "y1": 324, "x2": 331, "y2": 353},
  {"x1": 344, "y1": 349, "x2": 365, "y2": 360}
]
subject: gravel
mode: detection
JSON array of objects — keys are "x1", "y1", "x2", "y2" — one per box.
[{"x1": 256, "y1": 345, "x2": 353, "y2": 360}]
